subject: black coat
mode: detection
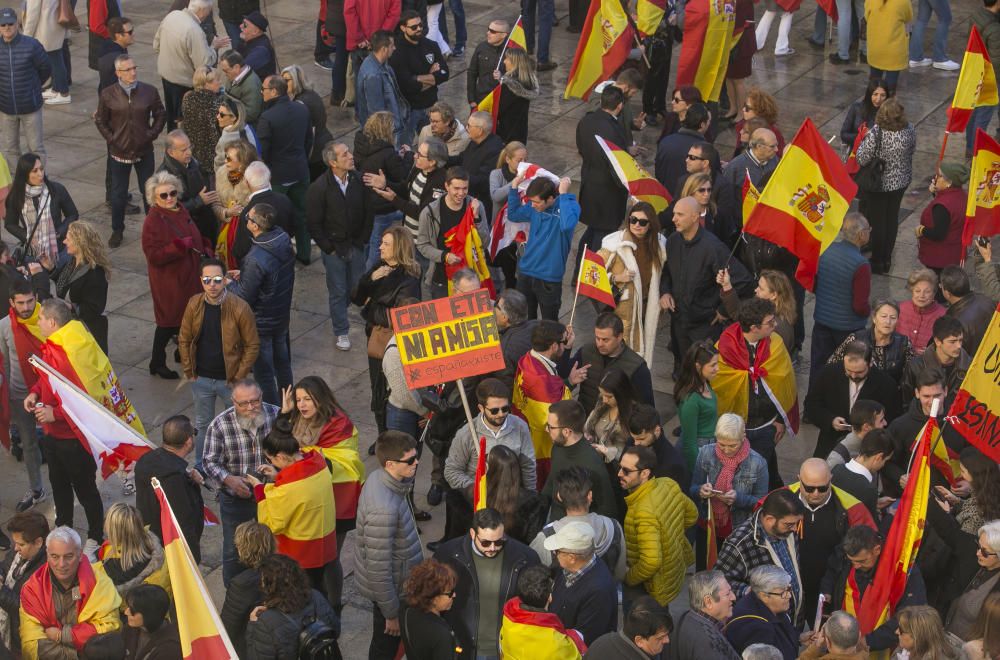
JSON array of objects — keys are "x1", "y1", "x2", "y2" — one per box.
[
  {"x1": 723, "y1": 593, "x2": 799, "y2": 660},
  {"x1": 497, "y1": 319, "x2": 538, "y2": 389},
  {"x1": 295, "y1": 90, "x2": 333, "y2": 165},
  {"x1": 496, "y1": 79, "x2": 535, "y2": 146},
  {"x1": 883, "y1": 399, "x2": 968, "y2": 499},
  {"x1": 576, "y1": 109, "x2": 628, "y2": 231},
  {"x1": 0, "y1": 546, "x2": 46, "y2": 651},
  {"x1": 460, "y1": 134, "x2": 504, "y2": 219},
  {"x1": 433, "y1": 535, "x2": 539, "y2": 659},
  {"x1": 220, "y1": 567, "x2": 263, "y2": 659},
  {"x1": 946, "y1": 292, "x2": 995, "y2": 356},
  {"x1": 234, "y1": 189, "x2": 295, "y2": 266},
  {"x1": 804, "y1": 362, "x2": 903, "y2": 459},
  {"x1": 305, "y1": 169, "x2": 370, "y2": 255},
  {"x1": 232, "y1": 228, "x2": 295, "y2": 333},
  {"x1": 134, "y1": 448, "x2": 205, "y2": 564},
  {"x1": 655, "y1": 128, "x2": 705, "y2": 200},
  {"x1": 97, "y1": 41, "x2": 127, "y2": 92},
  {"x1": 401, "y1": 607, "x2": 460, "y2": 660},
  {"x1": 238, "y1": 34, "x2": 277, "y2": 80},
  {"x1": 353, "y1": 131, "x2": 410, "y2": 216},
  {"x1": 245, "y1": 590, "x2": 340, "y2": 660},
  {"x1": 4, "y1": 180, "x2": 78, "y2": 246},
  {"x1": 122, "y1": 620, "x2": 183, "y2": 660},
  {"x1": 389, "y1": 35, "x2": 449, "y2": 110},
  {"x1": 549, "y1": 559, "x2": 618, "y2": 646},
  {"x1": 660, "y1": 226, "x2": 752, "y2": 325},
  {"x1": 351, "y1": 263, "x2": 421, "y2": 330},
  {"x1": 257, "y1": 95, "x2": 313, "y2": 185},
  {"x1": 50, "y1": 259, "x2": 109, "y2": 354}
]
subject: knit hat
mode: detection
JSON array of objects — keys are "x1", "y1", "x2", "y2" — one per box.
[
  {"x1": 243, "y1": 10, "x2": 268, "y2": 31},
  {"x1": 543, "y1": 521, "x2": 595, "y2": 552},
  {"x1": 939, "y1": 161, "x2": 969, "y2": 186}
]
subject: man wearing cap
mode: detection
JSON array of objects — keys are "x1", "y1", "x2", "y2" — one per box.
[
  {"x1": 916, "y1": 162, "x2": 969, "y2": 277},
  {"x1": 238, "y1": 10, "x2": 276, "y2": 80},
  {"x1": 546, "y1": 521, "x2": 618, "y2": 646},
  {"x1": 0, "y1": 7, "x2": 51, "y2": 169}
]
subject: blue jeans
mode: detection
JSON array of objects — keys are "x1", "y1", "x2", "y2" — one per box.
[
  {"x1": 868, "y1": 67, "x2": 900, "y2": 89},
  {"x1": 967, "y1": 105, "x2": 998, "y2": 151},
  {"x1": 386, "y1": 403, "x2": 420, "y2": 440},
  {"x1": 834, "y1": 0, "x2": 862, "y2": 59},
  {"x1": 522, "y1": 0, "x2": 555, "y2": 63},
  {"x1": 908, "y1": 0, "x2": 951, "y2": 62},
  {"x1": 109, "y1": 152, "x2": 154, "y2": 232},
  {"x1": 47, "y1": 49, "x2": 68, "y2": 94},
  {"x1": 746, "y1": 423, "x2": 782, "y2": 490},
  {"x1": 366, "y1": 210, "x2": 403, "y2": 270},
  {"x1": 255, "y1": 328, "x2": 293, "y2": 406},
  {"x1": 438, "y1": 0, "x2": 467, "y2": 51},
  {"x1": 331, "y1": 34, "x2": 349, "y2": 99},
  {"x1": 223, "y1": 20, "x2": 243, "y2": 50},
  {"x1": 190, "y1": 376, "x2": 232, "y2": 469},
  {"x1": 404, "y1": 107, "x2": 430, "y2": 150},
  {"x1": 220, "y1": 492, "x2": 257, "y2": 586},
  {"x1": 321, "y1": 246, "x2": 366, "y2": 336}
]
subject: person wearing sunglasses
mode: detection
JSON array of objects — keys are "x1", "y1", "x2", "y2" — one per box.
[
  {"x1": 96, "y1": 17, "x2": 135, "y2": 93},
  {"x1": 725, "y1": 566, "x2": 804, "y2": 659},
  {"x1": 400, "y1": 558, "x2": 461, "y2": 660},
  {"x1": 944, "y1": 520, "x2": 1000, "y2": 641},
  {"x1": 466, "y1": 20, "x2": 509, "y2": 110},
  {"x1": 390, "y1": 9, "x2": 450, "y2": 146}
]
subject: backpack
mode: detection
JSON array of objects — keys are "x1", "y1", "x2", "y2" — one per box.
[{"x1": 282, "y1": 604, "x2": 342, "y2": 660}]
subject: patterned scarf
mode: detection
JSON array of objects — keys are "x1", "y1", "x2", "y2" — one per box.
[
  {"x1": 22, "y1": 185, "x2": 58, "y2": 264},
  {"x1": 227, "y1": 169, "x2": 244, "y2": 186},
  {"x1": 711, "y1": 438, "x2": 750, "y2": 533}
]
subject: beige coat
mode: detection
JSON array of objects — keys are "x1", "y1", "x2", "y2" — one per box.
[
  {"x1": 212, "y1": 165, "x2": 253, "y2": 222},
  {"x1": 21, "y1": 0, "x2": 66, "y2": 52},
  {"x1": 153, "y1": 8, "x2": 218, "y2": 86},
  {"x1": 865, "y1": 0, "x2": 912, "y2": 71}
]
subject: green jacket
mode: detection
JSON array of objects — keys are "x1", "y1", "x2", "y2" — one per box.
[
  {"x1": 226, "y1": 69, "x2": 263, "y2": 124},
  {"x1": 971, "y1": 7, "x2": 1000, "y2": 75}
]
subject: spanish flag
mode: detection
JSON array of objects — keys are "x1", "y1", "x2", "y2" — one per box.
[
  {"x1": 946, "y1": 26, "x2": 999, "y2": 133},
  {"x1": 705, "y1": 501, "x2": 718, "y2": 569},
  {"x1": 301, "y1": 412, "x2": 366, "y2": 522},
  {"x1": 577, "y1": 247, "x2": 616, "y2": 308},
  {"x1": 512, "y1": 352, "x2": 571, "y2": 489},
  {"x1": 499, "y1": 597, "x2": 587, "y2": 659},
  {"x1": 154, "y1": 479, "x2": 239, "y2": 659},
  {"x1": 564, "y1": 0, "x2": 634, "y2": 100},
  {"x1": 444, "y1": 203, "x2": 495, "y2": 297},
  {"x1": 963, "y1": 129, "x2": 1000, "y2": 249},
  {"x1": 477, "y1": 84, "x2": 501, "y2": 131},
  {"x1": 845, "y1": 124, "x2": 868, "y2": 176},
  {"x1": 926, "y1": 425, "x2": 962, "y2": 486},
  {"x1": 10, "y1": 304, "x2": 44, "y2": 390},
  {"x1": 215, "y1": 215, "x2": 240, "y2": 270},
  {"x1": 595, "y1": 136, "x2": 672, "y2": 213},
  {"x1": 947, "y1": 302, "x2": 1000, "y2": 462},
  {"x1": 636, "y1": 0, "x2": 667, "y2": 37},
  {"x1": 506, "y1": 16, "x2": 527, "y2": 51},
  {"x1": 473, "y1": 436, "x2": 487, "y2": 511},
  {"x1": 742, "y1": 118, "x2": 858, "y2": 291},
  {"x1": 676, "y1": 0, "x2": 737, "y2": 102},
  {"x1": 255, "y1": 450, "x2": 338, "y2": 568},
  {"x1": 742, "y1": 170, "x2": 760, "y2": 221}
]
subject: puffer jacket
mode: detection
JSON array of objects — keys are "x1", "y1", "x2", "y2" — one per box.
[
  {"x1": 354, "y1": 469, "x2": 424, "y2": 620},
  {"x1": 622, "y1": 477, "x2": 698, "y2": 605},
  {"x1": 100, "y1": 531, "x2": 171, "y2": 599},
  {"x1": 244, "y1": 590, "x2": 341, "y2": 660},
  {"x1": 689, "y1": 444, "x2": 769, "y2": 524},
  {"x1": 95, "y1": 82, "x2": 167, "y2": 161},
  {"x1": 0, "y1": 32, "x2": 50, "y2": 116},
  {"x1": 231, "y1": 228, "x2": 295, "y2": 334},
  {"x1": 353, "y1": 130, "x2": 409, "y2": 215}
]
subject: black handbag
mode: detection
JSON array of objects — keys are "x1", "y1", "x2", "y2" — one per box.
[{"x1": 853, "y1": 126, "x2": 884, "y2": 193}]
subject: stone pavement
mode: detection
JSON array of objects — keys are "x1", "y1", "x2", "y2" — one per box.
[{"x1": 0, "y1": 0, "x2": 986, "y2": 656}]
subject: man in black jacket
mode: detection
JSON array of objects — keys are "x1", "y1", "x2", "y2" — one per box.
[
  {"x1": 306, "y1": 142, "x2": 369, "y2": 353},
  {"x1": 258, "y1": 75, "x2": 313, "y2": 264},
  {"x1": 654, "y1": 103, "x2": 711, "y2": 201},
  {"x1": 134, "y1": 415, "x2": 205, "y2": 563},
  {"x1": 571, "y1": 313, "x2": 654, "y2": 414},
  {"x1": 627, "y1": 404, "x2": 690, "y2": 493},
  {"x1": 465, "y1": 20, "x2": 507, "y2": 109},
  {"x1": 940, "y1": 265, "x2": 996, "y2": 355},
  {"x1": 547, "y1": 521, "x2": 618, "y2": 646},
  {"x1": 391, "y1": 10, "x2": 449, "y2": 146},
  {"x1": 157, "y1": 129, "x2": 218, "y2": 244},
  {"x1": 575, "y1": 85, "x2": 628, "y2": 259},
  {"x1": 237, "y1": 11, "x2": 275, "y2": 80},
  {"x1": 0, "y1": 511, "x2": 48, "y2": 651},
  {"x1": 234, "y1": 162, "x2": 294, "y2": 266},
  {"x1": 460, "y1": 111, "x2": 504, "y2": 218},
  {"x1": 433, "y1": 507, "x2": 539, "y2": 659}
]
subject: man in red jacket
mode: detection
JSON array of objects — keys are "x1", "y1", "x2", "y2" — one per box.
[{"x1": 345, "y1": 0, "x2": 401, "y2": 73}]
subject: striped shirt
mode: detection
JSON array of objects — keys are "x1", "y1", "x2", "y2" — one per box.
[
  {"x1": 203, "y1": 403, "x2": 279, "y2": 489},
  {"x1": 404, "y1": 171, "x2": 428, "y2": 238}
]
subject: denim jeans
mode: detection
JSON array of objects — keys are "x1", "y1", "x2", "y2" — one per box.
[
  {"x1": 516, "y1": 273, "x2": 561, "y2": 321},
  {"x1": 967, "y1": 105, "x2": 998, "y2": 152},
  {"x1": 109, "y1": 152, "x2": 154, "y2": 232},
  {"x1": 366, "y1": 211, "x2": 403, "y2": 270},
  {"x1": 746, "y1": 423, "x2": 783, "y2": 490},
  {"x1": 321, "y1": 246, "x2": 365, "y2": 336},
  {"x1": 869, "y1": 67, "x2": 900, "y2": 89},
  {"x1": 834, "y1": 0, "x2": 863, "y2": 59},
  {"x1": 404, "y1": 107, "x2": 430, "y2": 150},
  {"x1": 331, "y1": 34, "x2": 349, "y2": 100},
  {"x1": 47, "y1": 49, "x2": 68, "y2": 94},
  {"x1": 10, "y1": 398, "x2": 42, "y2": 492},
  {"x1": 255, "y1": 328, "x2": 293, "y2": 406},
  {"x1": 223, "y1": 20, "x2": 243, "y2": 50},
  {"x1": 438, "y1": 0, "x2": 467, "y2": 51},
  {"x1": 908, "y1": 0, "x2": 951, "y2": 62},
  {"x1": 522, "y1": 0, "x2": 555, "y2": 63},
  {"x1": 220, "y1": 492, "x2": 257, "y2": 586},
  {"x1": 386, "y1": 403, "x2": 421, "y2": 440},
  {"x1": 0, "y1": 110, "x2": 45, "y2": 171},
  {"x1": 191, "y1": 377, "x2": 232, "y2": 469}
]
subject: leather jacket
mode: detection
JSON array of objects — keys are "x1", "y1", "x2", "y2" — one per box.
[{"x1": 94, "y1": 81, "x2": 167, "y2": 161}]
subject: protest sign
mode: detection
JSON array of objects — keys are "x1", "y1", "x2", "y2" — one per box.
[{"x1": 946, "y1": 302, "x2": 1000, "y2": 462}]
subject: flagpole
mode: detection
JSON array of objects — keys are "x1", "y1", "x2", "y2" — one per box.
[
  {"x1": 495, "y1": 15, "x2": 521, "y2": 72},
  {"x1": 632, "y1": 33, "x2": 651, "y2": 69},
  {"x1": 724, "y1": 233, "x2": 745, "y2": 270},
  {"x1": 906, "y1": 399, "x2": 940, "y2": 476},
  {"x1": 455, "y1": 378, "x2": 480, "y2": 451},
  {"x1": 937, "y1": 132, "x2": 949, "y2": 170},
  {"x1": 569, "y1": 244, "x2": 588, "y2": 329}
]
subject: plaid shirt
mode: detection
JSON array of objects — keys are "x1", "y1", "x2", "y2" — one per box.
[
  {"x1": 563, "y1": 553, "x2": 599, "y2": 589},
  {"x1": 203, "y1": 403, "x2": 279, "y2": 488}
]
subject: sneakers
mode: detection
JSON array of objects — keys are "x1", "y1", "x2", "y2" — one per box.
[
  {"x1": 335, "y1": 335, "x2": 351, "y2": 351},
  {"x1": 909, "y1": 58, "x2": 932, "y2": 67},
  {"x1": 933, "y1": 59, "x2": 960, "y2": 71},
  {"x1": 82, "y1": 538, "x2": 100, "y2": 562},
  {"x1": 42, "y1": 89, "x2": 58, "y2": 100},
  {"x1": 828, "y1": 54, "x2": 850, "y2": 65},
  {"x1": 108, "y1": 230, "x2": 123, "y2": 248},
  {"x1": 449, "y1": 47, "x2": 465, "y2": 58},
  {"x1": 774, "y1": 47, "x2": 795, "y2": 56},
  {"x1": 314, "y1": 57, "x2": 333, "y2": 71},
  {"x1": 44, "y1": 94, "x2": 71, "y2": 105},
  {"x1": 16, "y1": 489, "x2": 46, "y2": 512}
]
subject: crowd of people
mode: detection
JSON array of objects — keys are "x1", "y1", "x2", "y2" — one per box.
[{"x1": 0, "y1": 0, "x2": 995, "y2": 658}]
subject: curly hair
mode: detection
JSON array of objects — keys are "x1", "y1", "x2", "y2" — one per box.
[
  {"x1": 66, "y1": 221, "x2": 112, "y2": 278},
  {"x1": 875, "y1": 97, "x2": 908, "y2": 132},
  {"x1": 363, "y1": 111, "x2": 397, "y2": 145},
  {"x1": 144, "y1": 171, "x2": 183, "y2": 207},
  {"x1": 746, "y1": 88, "x2": 779, "y2": 125},
  {"x1": 258, "y1": 554, "x2": 311, "y2": 613},
  {"x1": 235, "y1": 521, "x2": 275, "y2": 568},
  {"x1": 403, "y1": 559, "x2": 457, "y2": 612}
]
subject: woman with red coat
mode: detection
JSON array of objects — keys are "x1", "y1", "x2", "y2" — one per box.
[
  {"x1": 917, "y1": 161, "x2": 968, "y2": 275},
  {"x1": 141, "y1": 171, "x2": 210, "y2": 380}
]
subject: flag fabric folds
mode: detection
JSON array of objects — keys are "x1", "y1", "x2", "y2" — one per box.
[
  {"x1": 636, "y1": 0, "x2": 667, "y2": 36},
  {"x1": 512, "y1": 352, "x2": 572, "y2": 488},
  {"x1": 564, "y1": 0, "x2": 634, "y2": 100},
  {"x1": 300, "y1": 412, "x2": 366, "y2": 521},
  {"x1": 946, "y1": 26, "x2": 999, "y2": 133},
  {"x1": 30, "y1": 356, "x2": 152, "y2": 479},
  {"x1": 676, "y1": 0, "x2": 737, "y2": 102},
  {"x1": 964, "y1": 129, "x2": 1000, "y2": 248},
  {"x1": 507, "y1": 16, "x2": 527, "y2": 51},
  {"x1": 816, "y1": 0, "x2": 838, "y2": 19},
  {"x1": 477, "y1": 84, "x2": 501, "y2": 131},
  {"x1": 473, "y1": 436, "x2": 487, "y2": 511},
  {"x1": 499, "y1": 597, "x2": 588, "y2": 659},
  {"x1": 215, "y1": 215, "x2": 240, "y2": 270},
  {"x1": 705, "y1": 503, "x2": 718, "y2": 569},
  {"x1": 742, "y1": 170, "x2": 760, "y2": 221},
  {"x1": 444, "y1": 203, "x2": 496, "y2": 297},
  {"x1": 742, "y1": 118, "x2": 858, "y2": 290},
  {"x1": 154, "y1": 479, "x2": 239, "y2": 659},
  {"x1": 577, "y1": 248, "x2": 616, "y2": 308},
  {"x1": 489, "y1": 162, "x2": 556, "y2": 259},
  {"x1": 844, "y1": 124, "x2": 868, "y2": 176},
  {"x1": 946, "y1": 302, "x2": 1000, "y2": 463},
  {"x1": 595, "y1": 136, "x2": 672, "y2": 213}
]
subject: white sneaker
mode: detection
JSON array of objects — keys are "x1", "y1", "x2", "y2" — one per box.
[
  {"x1": 336, "y1": 335, "x2": 351, "y2": 351},
  {"x1": 44, "y1": 94, "x2": 71, "y2": 105},
  {"x1": 41, "y1": 88, "x2": 58, "y2": 99},
  {"x1": 933, "y1": 59, "x2": 960, "y2": 71},
  {"x1": 82, "y1": 538, "x2": 100, "y2": 562},
  {"x1": 775, "y1": 47, "x2": 795, "y2": 56},
  {"x1": 909, "y1": 58, "x2": 932, "y2": 67}
]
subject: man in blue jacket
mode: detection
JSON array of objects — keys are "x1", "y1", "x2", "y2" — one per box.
[
  {"x1": 0, "y1": 7, "x2": 51, "y2": 169},
  {"x1": 507, "y1": 174, "x2": 579, "y2": 321},
  {"x1": 356, "y1": 30, "x2": 409, "y2": 148}
]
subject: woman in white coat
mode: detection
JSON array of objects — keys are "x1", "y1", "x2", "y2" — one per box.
[
  {"x1": 22, "y1": 0, "x2": 70, "y2": 104},
  {"x1": 598, "y1": 201, "x2": 666, "y2": 364}
]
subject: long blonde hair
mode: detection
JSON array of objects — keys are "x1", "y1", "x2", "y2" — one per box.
[
  {"x1": 897, "y1": 606, "x2": 958, "y2": 660},
  {"x1": 759, "y1": 269, "x2": 797, "y2": 326},
  {"x1": 103, "y1": 503, "x2": 154, "y2": 572},
  {"x1": 66, "y1": 221, "x2": 112, "y2": 278},
  {"x1": 503, "y1": 50, "x2": 537, "y2": 89},
  {"x1": 680, "y1": 172, "x2": 716, "y2": 214},
  {"x1": 383, "y1": 226, "x2": 420, "y2": 277}
]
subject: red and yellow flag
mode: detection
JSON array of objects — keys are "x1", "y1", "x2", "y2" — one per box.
[
  {"x1": 845, "y1": 124, "x2": 868, "y2": 176},
  {"x1": 473, "y1": 436, "x2": 487, "y2": 511},
  {"x1": 507, "y1": 16, "x2": 527, "y2": 51},
  {"x1": 742, "y1": 170, "x2": 760, "y2": 221},
  {"x1": 499, "y1": 597, "x2": 587, "y2": 659},
  {"x1": 477, "y1": 84, "x2": 501, "y2": 131},
  {"x1": 301, "y1": 412, "x2": 366, "y2": 521},
  {"x1": 817, "y1": 0, "x2": 838, "y2": 19},
  {"x1": 947, "y1": 26, "x2": 999, "y2": 133},
  {"x1": 444, "y1": 203, "x2": 495, "y2": 298},
  {"x1": 636, "y1": 0, "x2": 667, "y2": 37},
  {"x1": 215, "y1": 215, "x2": 240, "y2": 270},
  {"x1": 705, "y1": 502, "x2": 718, "y2": 569},
  {"x1": 512, "y1": 352, "x2": 571, "y2": 489},
  {"x1": 947, "y1": 302, "x2": 1000, "y2": 463},
  {"x1": 154, "y1": 479, "x2": 239, "y2": 659},
  {"x1": 577, "y1": 248, "x2": 616, "y2": 308},
  {"x1": 676, "y1": 0, "x2": 737, "y2": 102},
  {"x1": 595, "y1": 136, "x2": 672, "y2": 213},
  {"x1": 743, "y1": 118, "x2": 858, "y2": 291},
  {"x1": 964, "y1": 129, "x2": 1000, "y2": 248},
  {"x1": 564, "y1": 0, "x2": 634, "y2": 100}
]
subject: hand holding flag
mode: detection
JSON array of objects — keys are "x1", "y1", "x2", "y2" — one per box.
[
  {"x1": 576, "y1": 248, "x2": 616, "y2": 309},
  {"x1": 444, "y1": 200, "x2": 496, "y2": 297}
]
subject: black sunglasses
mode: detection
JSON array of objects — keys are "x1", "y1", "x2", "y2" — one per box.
[
  {"x1": 476, "y1": 536, "x2": 507, "y2": 548},
  {"x1": 487, "y1": 27, "x2": 506, "y2": 34},
  {"x1": 628, "y1": 216, "x2": 650, "y2": 227},
  {"x1": 485, "y1": 405, "x2": 510, "y2": 415},
  {"x1": 801, "y1": 483, "x2": 831, "y2": 494},
  {"x1": 391, "y1": 455, "x2": 418, "y2": 465},
  {"x1": 158, "y1": 190, "x2": 179, "y2": 199},
  {"x1": 686, "y1": 154, "x2": 708, "y2": 161},
  {"x1": 697, "y1": 187, "x2": 712, "y2": 193}
]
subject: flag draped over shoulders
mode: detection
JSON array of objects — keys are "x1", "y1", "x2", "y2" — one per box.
[
  {"x1": 301, "y1": 411, "x2": 366, "y2": 521},
  {"x1": 499, "y1": 597, "x2": 587, "y2": 659}
]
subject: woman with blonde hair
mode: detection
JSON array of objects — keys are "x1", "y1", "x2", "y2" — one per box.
[
  {"x1": 895, "y1": 605, "x2": 962, "y2": 659},
  {"x1": 99, "y1": 503, "x2": 170, "y2": 598},
  {"x1": 355, "y1": 111, "x2": 409, "y2": 270},
  {"x1": 681, "y1": 172, "x2": 717, "y2": 235},
  {"x1": 181, "y1": 66, "x2": 224, "y2": 178},
  {"x1": 281, "y1": 65, "x2": 332, "y2": 181},
  {"x1": 897, "y1": 268, "x2": 945, "y2": 354},
  {"x1": 214, "y1": 96, "x2": 258, "y2": 170},
  {"x1": 497, "y1": 50, "x2": 539, "y2": 144},
  {"x1": 212, "y1": 139, "x2": 258, "y2": 269},
  {"x1": 221, "y1": 522, "x2": 275, "y2": 659},
  {"x1": 488, "y1": 141, "x2": 528, "y2": 287}
]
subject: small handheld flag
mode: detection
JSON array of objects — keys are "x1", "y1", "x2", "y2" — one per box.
[
  {"x1": 477, "y1": 84, "x2": 501, "y2": 131},
  {"x1": 473, "y1": 436, "x2": 487, "y2": 511},
  {"x1": 964, "y1": 129, "x2": 1000, "y2": 248},
  {"x1": 595, "y1": 135, "x2": 672, "y2": 213},
  {"x1": 577, "y1": 248, "x2": 616, "y2": 308},
  {"x1": 947, "y1": 26, "x2": 999, "y2": 133}
]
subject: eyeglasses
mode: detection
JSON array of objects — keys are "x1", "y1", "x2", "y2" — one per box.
[
  {"x1": 686, "y1": 154, "x2": 707, "y2": 161},
  {"x1": 390, "y1": 454, "x2": 419, "y2": 466},
  {"x1": 544, "y1": 423, "x2": 564, "y2": 432},
  {"x1": 618, "y1": 466, "x2": 641, "y2": 475},
  {"x1": 201, "y1": 276, "x2": 224, "y2": 285},
  {"x1": 123, "y1": 28, "x2": 134, "y2": 35},
  {"x1": 158, "y1": 190, "x2": 179, "y2": 199},
  {"x1": 404, "y1": 22, "x2": 422, "y2": 30},
  {"x1": 801, "y1": 482, "x2": 831, "y2": 494},
  {"x1": 978, "y1": 544, "x2": 999, "y2": 557},
  {"x1": 485, "y1": 405, "x2": 510, "y2": 415},
  {"x1": 233, "y1": 397, "x2": 262, "y2": 408},
  {"x1": 672, "y1": 96, "x2": 683, "y2": 103},
  {"x1": 217, "y1": 111, "x2": 233, "y2": 119},
  {"x1": 487, "y1": 27, "x2": 506, "y2": 34},
  {"x1": 697, "y1": 187, "x2": 712, "y2": 194},
  {"x1": 116, "y1": 65, "x2": 137, "y2": 73},
  {"x1": 743, "y1": 104, "x2": 754, "y2": 111},
  {"x1": 415, "y1": 151, "x2": 430, "y2": 160},
  {"x1": 765, "y1": 588, "x2": 793, "y2": 598},
  {"x1": 476, "y1": 535, "x2": 507, "y2": 548},
  {"x1": 439, "y1": 590, "x2": 457, "y2": 598},
  {"x1": 628, "y1": 216, "x2": 650, "y2": 227}
]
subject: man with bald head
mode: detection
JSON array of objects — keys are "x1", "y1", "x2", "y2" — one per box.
[
  {"x1": 791, "y1": 457, "x2": 876, "y2": 623},
  {"x1": 660, "y1": 197, "x2": 752, "y2": 372},
  {"x1": 716, "y1": 127, "x2": 780, "y2": 247}
]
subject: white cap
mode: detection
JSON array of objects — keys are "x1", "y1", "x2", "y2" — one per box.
[{"x1": 542, "y1": 521, "x2": 595, "y2": 552}]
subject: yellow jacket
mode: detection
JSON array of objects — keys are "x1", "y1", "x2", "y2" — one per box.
[
  {"x1": 865, "y1": 0, "x2": 913, "y2": 71},
  {"x1": 623, "y1": 477, "x2": 698, "y2": 605}
]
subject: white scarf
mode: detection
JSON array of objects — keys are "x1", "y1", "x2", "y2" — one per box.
[{"x1": 22, "y1": 184, "x2": 58, "y2": 264}]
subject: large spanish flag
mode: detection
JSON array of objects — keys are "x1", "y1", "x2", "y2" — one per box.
[
  {"x1": 964, "y1": 129, "x2": 1000, "y2": 249},
  {"x1": 477, "y1": 84, "x2": 501, "y2": 131},
  {"x1": 947, "y1": 302, "x2": 1000, "y2": 463},
  {"x1": 743, "y1": 118, "x2": 858, "y2": 291},
  {"x1": 301, "y1": 412, "x2": 366, "y2": 521},
  {"x1": 255, "y1": 450, "x2": 338, "y2": 568},
  {"x1": 636, "y1": 0, "x2": 667, "y2": 36},
  {"x1": 154, "y1": 479, "x2": 239, "y2": 659},
  {"x1": 676, "y1": 0, "x2": 737, "y2": 102},
  {"x1": 595, "y1": 135, "x2": 672, "y2": 213},
  {"x1": 512, "y1": 352, "x2": 571, "y2": 489},
  {"x1": 444, "y1": 203, "x2": 495, "y2": 297},
  {"x1": 564, "y1": 0, "x2": 634, "y2": 100},
  {"x1": 499, "y1": 597, "x2": 587, "y2": 659},
  {"x1": 947, "y1": 26, "x2": 999, "y2": 133},
  {"x1": 577, "y1": 248, "x2": 616, "y2": 308}
]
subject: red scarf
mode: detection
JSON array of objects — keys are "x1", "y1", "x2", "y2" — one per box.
[
  {"x1": 717, "y1": 324, "x2": 770, "y2": 396},
  {"x1": 711, "y1": 438, "x2": 750, "y2": 535}
]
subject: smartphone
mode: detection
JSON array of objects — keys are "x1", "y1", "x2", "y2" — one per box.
[{"x1": 978, "y1": 236, "x2": 990, "y2": 248}]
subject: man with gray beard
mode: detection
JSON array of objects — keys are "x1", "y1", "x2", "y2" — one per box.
[{"x1": 203, "y1": 378, "x2": 278, "y2": 585}]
